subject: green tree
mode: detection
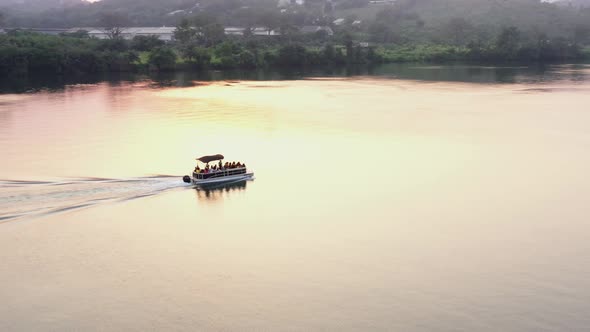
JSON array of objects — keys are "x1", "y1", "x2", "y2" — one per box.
[
  {"x1": 148, "y1": 47, "x2": 177, "y2": 71},
  {"x1": 495, "y1": 26, "x2": 521, "y2": 59},
  {"x1": 99, "y1": 38, "x2": 129, "y2": 52},
  {"x1": 237, "y1": 50, "x2": 256, "y2": 68},
  {"x1": 279, "y1": 23, "x2": 300, "y2": 41},
  {"x1": 181, "y1": 44, "x2": 211, "y2": 66},
  {"x1": 322, "y1": 43, "x2": 345, "y2": 64},
  {"x1": 174, "y1": 19, "x2": 197, "y2": 45},
  {"x1": 131, "y1": 35, "x2": 164, "y2": 51},
  {"x1": 276, "y1": 44, "x2": 308, "y2": 66},
  {"x1": 353, "y1": 45, "x2": 365, "y2": 63},
  {"x1": 367, "y1": 47, "x2": 378, "y2": 63},
  {"x1": 64, "y1": 48, "x2": 105, "y2": 73},
  {"x1": 342, "y1": 32, "x2": 354, "y2": 64},
  {"x1": 201, "y1": 23, "x2": 225, "y2": 46},
  {"x1": 125, "y1": 51, "x2": 140, "y2": 64}
]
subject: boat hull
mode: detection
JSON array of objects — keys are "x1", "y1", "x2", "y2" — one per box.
[{"x1": 192, "y1": 172, "x2": 254, "y2": 186}]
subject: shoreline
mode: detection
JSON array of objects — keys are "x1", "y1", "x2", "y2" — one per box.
[{"x1": 1, "y1": 62, "x2": 589, "y2": 94}]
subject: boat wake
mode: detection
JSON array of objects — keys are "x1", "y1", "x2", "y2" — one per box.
[{"x1": 0, "y1": 176, "x2": 188, "y2": 222}]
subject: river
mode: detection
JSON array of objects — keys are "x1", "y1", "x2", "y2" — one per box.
[{"x1": 1, "y1": 64, "x2": 590, "y2": 331}]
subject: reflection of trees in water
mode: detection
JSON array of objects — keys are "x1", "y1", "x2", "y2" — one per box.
[
  {"x1": 4, "y1": 64, "x2": 590, "y2": 93},
  {"x1": 195, "y1": 180, "x2": 248, "y2": 201}
]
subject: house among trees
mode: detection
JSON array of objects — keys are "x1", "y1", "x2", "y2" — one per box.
[
  {"x1": 224, "y1": 27, "x2": 281, "y2": 36},
  {"x1": 278, "y1": 0, "x2": 305, "y2": 6},
  {"x1": 333, "y1": 18, "x2": 345, "y2": 26},
  {"x1": 6, "y1": 28, "x2": 71, "y2": 35},
  {"x1": 85, "y1": 27, "x2": 176, "y2": 41},
  {"x1": 2, "y1": 24, "x2": 333, "y2": 40},
  {"x1": 300, "y1": 26, "x2": 334, "y2": 36},
  {"x1": 369, "y1": 0, "x2": 396, "y2": 4}
]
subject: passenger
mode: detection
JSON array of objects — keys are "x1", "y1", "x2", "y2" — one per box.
[
  {"x1": 231, "y1": 162, "x2": 236, "y2": 168},
  {"x1": 218, "y1": 160, "x2": 223, "y2": 169}
]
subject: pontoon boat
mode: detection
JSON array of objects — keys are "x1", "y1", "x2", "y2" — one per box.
[{"x1": 183, "y1": 154, "x2": 254, "y2": 185}]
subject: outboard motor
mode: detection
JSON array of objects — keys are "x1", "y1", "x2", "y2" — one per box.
[{"x1": 182, "y1": 175, "x2": 191, "y2": 184}]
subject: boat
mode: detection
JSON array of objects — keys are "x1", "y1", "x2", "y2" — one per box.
[{"x1": 183, "y1": 154, "x2": 254, "y2": 185}]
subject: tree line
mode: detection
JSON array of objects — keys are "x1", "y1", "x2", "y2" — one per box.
[
  {"x1": 0, "y1": 27, "x2": 588, "y2": 76},
  {"x1": 1, "y1": 0, "x2": 590, "y2": 75}
]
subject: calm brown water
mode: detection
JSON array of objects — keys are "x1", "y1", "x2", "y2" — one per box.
[{"x1": 1, "y1": 64, "x2": 590, "y2": 331}]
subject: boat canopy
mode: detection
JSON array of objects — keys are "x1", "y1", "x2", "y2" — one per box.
[{"x1": 197, "y1": 154, "x2": 224, "y2": 163}]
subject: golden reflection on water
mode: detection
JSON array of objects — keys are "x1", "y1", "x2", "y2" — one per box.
[
  {"x1": 1, "y1": 76, "x2": 590, "y2": 331},
  {"x1": 3, "y1": 78, "x2": 589, "y2": 179}
]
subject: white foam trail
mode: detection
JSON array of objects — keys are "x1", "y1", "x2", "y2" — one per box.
[{"x1": 0, "y1": 176, "x2": 189, "y2": 222}]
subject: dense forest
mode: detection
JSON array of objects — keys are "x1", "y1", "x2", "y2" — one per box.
[{"x1": 1, "y1": 0, "x2": 590, "y2": 74}]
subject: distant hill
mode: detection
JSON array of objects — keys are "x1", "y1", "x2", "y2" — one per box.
[
  {"x1": 554, "y1": 0, "x2": 590, "y2": 7},
  {"x1": 0, "y1": 0, "x2": 281, "y2": 27},
  {"x1": 1, "y1": 0, "x2": 590, "y2": 46},
  {"x1": 335, "y1": 0, "x2": 590, "y2": 41}
]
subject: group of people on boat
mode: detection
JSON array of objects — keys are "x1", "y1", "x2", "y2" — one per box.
[{"x1": 194, "y1": 161, "x2": 246, "y2": 174}]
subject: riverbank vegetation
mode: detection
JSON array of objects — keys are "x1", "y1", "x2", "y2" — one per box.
[{"x1": 1, "y1": 0, "x2": 590, "y2": 74}]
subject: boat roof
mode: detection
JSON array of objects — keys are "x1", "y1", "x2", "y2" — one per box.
[{"x1": 197, "y1": 154, "x2": 224, "y2": 163}]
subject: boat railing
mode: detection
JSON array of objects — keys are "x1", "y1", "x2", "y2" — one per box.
[{"x1": 193, "y1": 167, "x2": 247, "y2": 180}]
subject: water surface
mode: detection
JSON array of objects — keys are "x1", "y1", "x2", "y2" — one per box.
[{"x1": 1, "y1": 64, "x2": 590, "y2": 331}]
